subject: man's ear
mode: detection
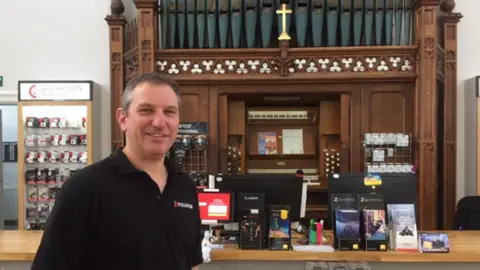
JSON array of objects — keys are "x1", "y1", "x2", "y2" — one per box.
[{"x1": 116, "y1": 108, "x2": 128, "y2": 132}]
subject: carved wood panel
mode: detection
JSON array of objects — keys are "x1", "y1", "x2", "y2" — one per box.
[
  {"x1": 360, "y1": 83, "x2": 415, "y2": 134},
  {"x1": 416, "y1": 4, "x2": 440, "y2": 230},
  {"x1": 441, "y1": 11, "x2": 462, "y2": 230},
  {"x1": 105, "y1": 15, "x2": 127, "y2": 151},
  {"x1": 136, "y1": 1, "x2": 157, "y2": 73},
  {"x1": 208, "y1": 86, "x2": 219, "y2": 174},
  {"x1": 178, "y1": 86, "x2": 209, "y2": 122},
  {"x1": 340, "y1": 94, "x2": 351, "y2": 172},
  {"x1": 154, "y1": 46, "x2": 417, "y2": 85},
  {"x1": 157, "y1": 55, "x2": 415, "y2": 76}
]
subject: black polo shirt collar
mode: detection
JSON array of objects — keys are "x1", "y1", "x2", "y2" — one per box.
[{"x1": 110, "y1": 148, "x2": 178, "y2": 178}]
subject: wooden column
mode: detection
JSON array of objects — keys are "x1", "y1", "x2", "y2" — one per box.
[
  {"x1": 208, "y1": 87, "x2": 219, "y2": 174},
  {"x1": 415, "y1": 0, "x2": 440, "y2": 230},
  {"x1": 440, "y1": 0, "x2": 462, "y2": 229},
  {"x1": 105, "y1": 1, "x2": 127, "y2": 152},
  {"x1": 340, "y1": 94, "x2": 351, "y2": 172},
  {"x1": 135, "y1": 0, "x2": 157, "y2": 74},
  {"x1": 218, "y1": 94, "x2": 228, "y2": 174}
]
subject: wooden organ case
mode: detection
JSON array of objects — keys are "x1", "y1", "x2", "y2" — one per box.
[{"x1": 106, "y1": 0, "x2": 462, "y2": 230}]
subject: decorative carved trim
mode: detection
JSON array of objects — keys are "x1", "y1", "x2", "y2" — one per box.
[
  {"x1": 422, "y1": 141, "x2": 435, "y2": 151},
  {"x1": 156, "y1": 55, "x2": 415, "y2": 76},
  {"x1": 436, "y1": 47, "x2": 444, "y2": 76},
  {"x1": 446, "y1": 61, "x2": 456, "y2": 70},
  {"x1": 445, "y1": 50, "x2": 456, "y2": 60},
  {"x1": 423, "y1": 37, "x2": 435, "y2": 59},
  {"x1": 445, "y1": 141, "x2": 456, "y2": 151},
  {"x1": 445, "y1": 50, "x2": 456, "y2": 70},
  {"x1": 271, "y1": 57, "x2": 295, "y2": 77},
  {"x1": 125, "y1": 48, "x2": 139, "y2": 80},
  {"x1": 271, "y1": 40, "x2": 294, "y2": 77},
  {"x1": 141, "y1": 40, "x2": 152, "y2": 61},
  {"x1": 111, "y1": 52, "x2": 122, "y2": 71}
]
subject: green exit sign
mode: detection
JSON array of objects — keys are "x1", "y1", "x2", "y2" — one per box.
[{"x1": 0, "y1": 76, "x2": 3, "y2": 87}]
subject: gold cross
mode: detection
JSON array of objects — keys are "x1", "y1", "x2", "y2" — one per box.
[{"x1": 276, "y1": 3, "x2": 292, "y2": 40}]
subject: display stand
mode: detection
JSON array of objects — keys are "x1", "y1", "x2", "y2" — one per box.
[
  {"x1": 328, "y1": 173, "x2": 417, "y2": 251},
  {"x1": 171, "y1": 122, "x2": 208, "y2": 189},
  {"x1": 17, "y1": 80, "x2": 94, "y2": 230},
  {"x1": 362, "y1": 133, "x2": 414, "y2": 173}
]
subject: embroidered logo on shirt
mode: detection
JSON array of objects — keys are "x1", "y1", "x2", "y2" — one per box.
[{"x1": 174, "y1": 200, "x2": 193, "y2": 209}]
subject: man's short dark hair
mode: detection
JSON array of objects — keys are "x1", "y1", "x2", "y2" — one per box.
[{"x1": 122, "y1": 72, "x2": 181, "y2": 113}]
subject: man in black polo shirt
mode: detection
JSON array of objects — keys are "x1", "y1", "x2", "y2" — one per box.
[{"x1": 32, "y1": 73, "x2": 203, "y2": 270}]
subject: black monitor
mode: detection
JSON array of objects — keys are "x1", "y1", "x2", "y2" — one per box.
[
  {"x1": 327, "y1": 173, "x2": 418, "y2": 224},
  {"x1": 214, "y1": 174, "x2": 303, "y2": 222}
]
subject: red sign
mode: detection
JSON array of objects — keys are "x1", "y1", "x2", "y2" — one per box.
[{"x1": 198, "y1": 192, "x2": 231, "y2": 221}]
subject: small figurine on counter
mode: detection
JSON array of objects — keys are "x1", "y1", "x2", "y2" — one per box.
[{"x1": 201, "y1": 230, "x2": 212, "y2": 263}]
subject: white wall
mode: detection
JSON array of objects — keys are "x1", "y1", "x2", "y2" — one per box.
[
  {"x1": 0, "y1": 0, "x2": 113, "y2": 225},
  {"x1": 456, "y1": 0, "x2": 479, "y2": 200},
  {"x1": 0, "y1": 0, "x2": 112, "y2": 159}
]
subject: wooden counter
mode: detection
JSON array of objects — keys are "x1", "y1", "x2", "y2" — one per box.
[
  {"x1": 1, "y1": 230, "x2": 480, "y2": 262},
  {"x1": 0, "y1": 231, "x2": 43, "y2": 261}
]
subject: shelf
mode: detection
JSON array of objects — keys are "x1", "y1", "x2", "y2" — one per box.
[
  {"x1": 18, "y1": 102, "x2": 93, "y2": 231},
  {"x1": 248, "y1": 154, "x2": 316, "y2": 160}
]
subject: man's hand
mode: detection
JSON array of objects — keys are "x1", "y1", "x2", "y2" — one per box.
[{"x1": 192, "y1": 266, "x2": 200, "y2": 270}]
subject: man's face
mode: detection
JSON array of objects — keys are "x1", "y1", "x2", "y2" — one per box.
[{"x1": 116, "y1": 83, "x2": 180, "y2": 159}]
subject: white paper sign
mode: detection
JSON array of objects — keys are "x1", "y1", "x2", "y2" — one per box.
[
  {"x1": 282, "y1": 129, "x2": 304, "y2": 154},
  {"x1": 19, "y1": 82, "x2": 92, "y2": 101}
]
